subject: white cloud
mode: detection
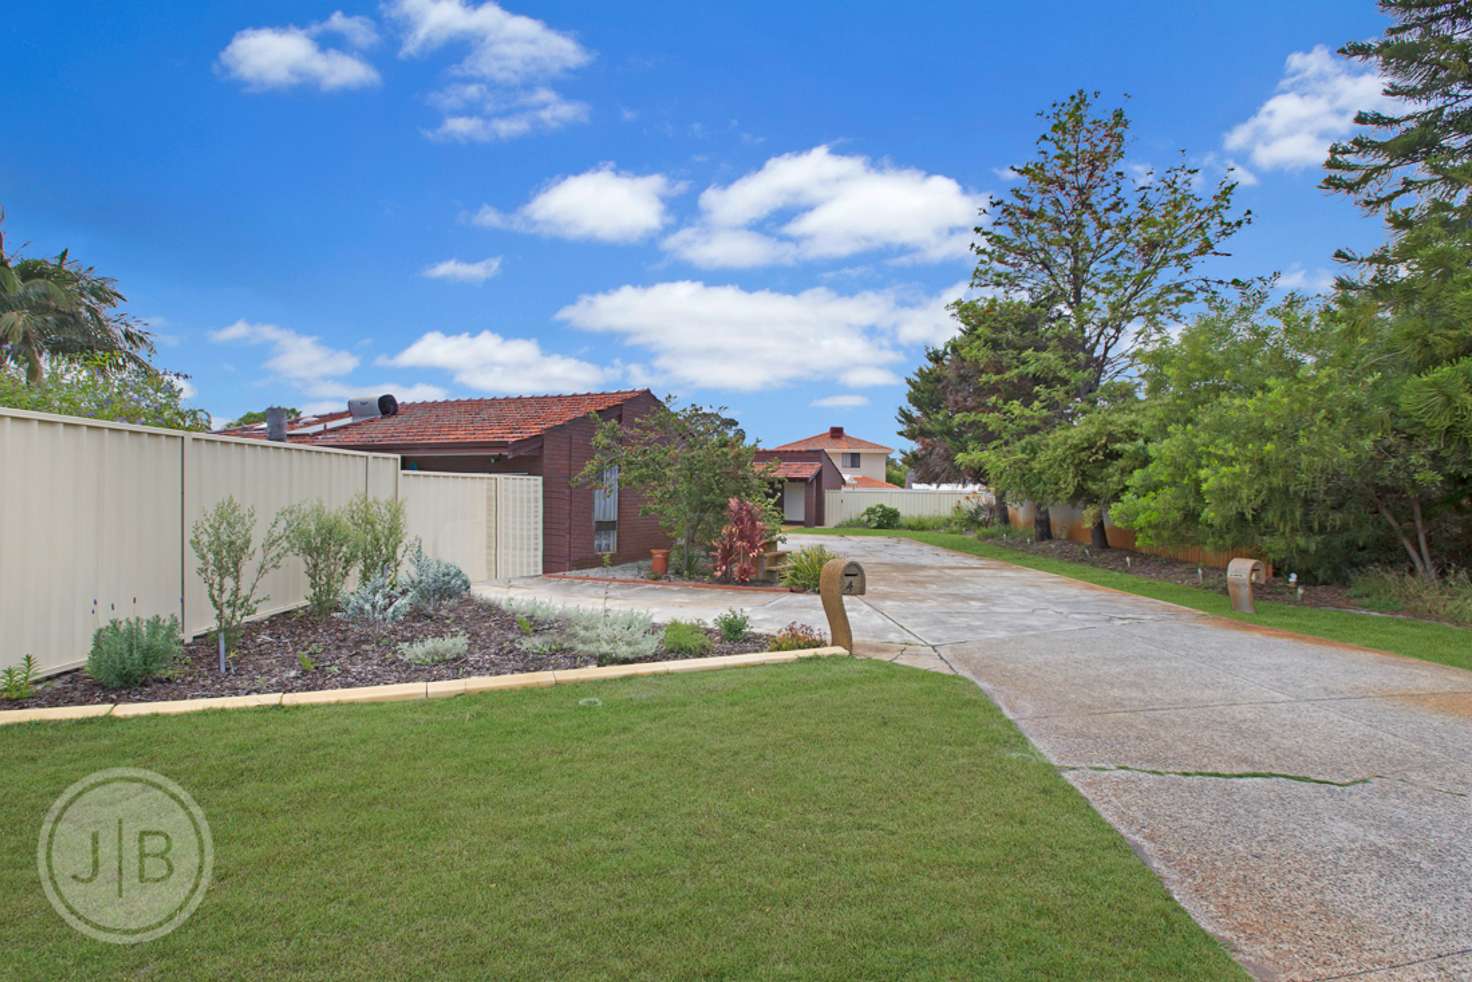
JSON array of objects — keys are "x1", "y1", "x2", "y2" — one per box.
[
  {"x1": 663, "y1": 146, "x2": 984, "y2": 268},
  {"x1": 210, "y1": 321, "x2": 360, "y2": 382},
  {"x1": 1224, "y1": 45, "x2": 1393, "y2": 171},
  {"x1": 424, "y1": 86, "x2": 587, "y2": 141},
  {"x1": 891, "y1": 280, "x2": 970, "y2": 347},
  {"x1": 175, "y1": 378, "x2": 198, "y2": 400},
  {"x1": 386, "y1": 0, "x2": 591, "y2": 140},
  {"x1": 387, "y1": 0, "x2": 589, "y2": 82},
  {"x1": 556, "y1": 280, "x2": 958, "y2": 392},
  {"x1": 991, "y1": 166, "x2": 1019, "y2": 182},
  {"x1": 474, "y1": 165, "x2": 684, "y2": 242},
  {"x1": 217, "y1": 12, "x2": 380, "y2": 92},
  {"x1": 1278, "y1": 264, "x2": 1335, "y2": 292},
  {"x1": 381, "y1": 330, "x2": 610, "y2": 394},
  {"x1": 811, "y1": 394, "x2": 869, "y2": 408},
  {"x1": 421, "y1": 256, "x2": 503, "y2": 282}
]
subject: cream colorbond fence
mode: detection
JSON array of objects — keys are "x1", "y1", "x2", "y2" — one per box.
[
  {"x1": 1, "y1": 408, "x2": 542, "y2": 677},
  {"x1": 822, "y1": 488, "x2": 989, "y2": 526}
]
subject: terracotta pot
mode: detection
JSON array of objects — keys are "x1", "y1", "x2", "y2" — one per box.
[{"x1": 649, "y1": 548, "x2": 670, "y2": 576}]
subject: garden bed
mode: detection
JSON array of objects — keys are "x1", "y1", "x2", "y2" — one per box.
[
  {"x1": 971, "y1": 530, "x2": 1365, "y2": 611},
  {"x1": 10, "y1": 597, "x2": 775, "y2": 710}
]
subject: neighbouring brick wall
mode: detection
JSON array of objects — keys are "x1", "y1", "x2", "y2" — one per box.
[{"x1": 611, "y1": 391, "x2": 670, "y2": 566}]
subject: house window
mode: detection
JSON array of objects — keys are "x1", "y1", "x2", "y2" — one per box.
[
  {"x1": 592, "y1": 466, "x2": 619, "y2": 555},
  {"x1": 843, "y1": 452, "x2": 861, "y2": 468}
]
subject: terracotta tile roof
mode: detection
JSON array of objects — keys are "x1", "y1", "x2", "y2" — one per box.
[
  {"x1": 850, "y1": 475, "x2": 902, "y2": 489},
  {"x1": 761, "y1": 460, "x2": 822, "y2": 481},
  {"x1": 306, "y1": 390, "x2": 652, "y2": 448},
  {"x1": 213, "y1": 411, "x2": 352, "y2": 442},
  {"x1": 774, "y1": 427, "x2": 893, "y2": 453}
]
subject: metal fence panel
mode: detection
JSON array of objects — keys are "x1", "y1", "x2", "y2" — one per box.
[
  {"x1": 494, "y1": 475, "x2": 543, "y2": 579},
  {"x1": 400, "y1": 471, "x2": 493, "y2": 582},
  {"x1": 0, "y1": 410, "x2": 185, "y2": 677},
  {"x1": 822, "y1": 488, "x2": 988, "y2": 526}
]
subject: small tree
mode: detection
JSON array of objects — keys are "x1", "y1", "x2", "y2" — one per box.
[
  {"x1": 282, "y1": 500, "x2": 356, "y2": 617},
  {"x1": 712, "y1": 498, "x2": 770, "y2": 583},
  {"x1": 576, "y1": 401, "x2": 774, "y2": 578},
  {"x1": 190, "y1": 496, "x2": 289, "y2": 672},
  {"x1": 345, "y1": 494, "x2": 410, "y2": 586},
  {"x1": 0, "y1": 356, "x2": 208, "y2": 431}
]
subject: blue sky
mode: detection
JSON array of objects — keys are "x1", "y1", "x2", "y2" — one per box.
[{"x1": 4, "y1": 1, "x2": 1392, "y2": 446}]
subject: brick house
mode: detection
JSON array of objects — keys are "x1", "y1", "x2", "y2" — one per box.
[
  {"x1": 220, "y1": 390, "x2": 669, "y2": 573},
  {"x1": 753, "y1": 449, "x2": 845, "y2": 526},
  {"x1": 771, "y1": 426, "x2": 899, "y2": 489}
]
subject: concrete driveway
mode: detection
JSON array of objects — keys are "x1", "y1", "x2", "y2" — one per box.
[{"x1": 477, "y1": 533, "x2": 1472, "y2": 980}]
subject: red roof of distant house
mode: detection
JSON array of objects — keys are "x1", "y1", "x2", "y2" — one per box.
[
  {"x1": 215, "y1": 390, "x2": 652, "y2": 449},
  {"x1": 763, "y1": 460, "x2": 822, "y2": 480},
  {"x1": 850, "y1": 475, "x2": 902, "y2": 490},
  {"x1": 774, "y1": 425, "x2": 892, "y2": 453}
]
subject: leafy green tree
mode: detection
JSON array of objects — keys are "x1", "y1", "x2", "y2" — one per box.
[
  {"x1": 228, "y1": 407, "x2": 301, "y2": 428},
  {"x1": 953, "y1": 90, "x2": 1249, "y2": 538},
  {"x1": 0, "y1": 214, "x2": 153, "y2": 383},
  {"x1": 975, "y1": 90, "x2": 1251, "y2": 397},
  {"x1": 884, "y1": 459, "x2": 909, "y2": 487},
  {"x1": 577, "y1": 401, "x2": 776, "y2": 577},
  {"x1": 899, "y1": 298, "x2": 1077, "y2": 525},
  {"x1": 1324, "y1": 1, "x2": 1472, "y2": 215},
  {"x1": 0, "y1": 355, "x2": 209, "y2": 430}
]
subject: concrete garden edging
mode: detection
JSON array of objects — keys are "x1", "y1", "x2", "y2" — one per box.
[{"x1": 0, "y1": 647, "x2": 849, "y2": 726}]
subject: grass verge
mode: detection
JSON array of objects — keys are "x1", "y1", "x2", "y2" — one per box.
[
  {"x1": 797, "y1": 528, "x2": 1472, "y2": 673},
  {"x1": 1, "y1": 659, "x2": 1240, "y2": 979}
]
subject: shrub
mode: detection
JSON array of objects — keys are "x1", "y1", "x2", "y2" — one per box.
[
  {"x1": 712, "y1": 498, "x2": 769, "y2": 583},
  {"x1": 782, "y1": 545, "x2": 838, "y2": 592},
  {"x1": 403, "y1": 545, "x2": 470, "y2": 610},
  {"x1": 714, "y1": 608, "x2": 749, "y2": 642},
  {"x1": 858, "y1": 503, "x2": 901, "y2": 529},
  {"x1": 1, "y1": 654, "x2": 37, "y2": 701},
  {"x1": 771, "y1": 622, "x2": 827, "y2": 651},
  {"x1": 397, "y1": 633, "x2": 469, "y2": 665},
  {"x1": 190, "y1": 496, "x2": 290, "y2": 670},
  {"x1": 952, "y1": 498, "x2": 996, "y2": 532},
  {"x1": 662, "y1": 620, "x2": 713, "y2": 658},
  {"x1": 1350, "y1": 567, "x2": 1472, "y2": 627},
  {"x1": 282, "y1": 500, "x2": 356, "y2": 617},
  {"x1": 900, "y1": 515, "x2": 952, "y2": 532},
  {"x1": 340, "y1": 572, "x2": 415, "y2": 624},
  {"x1": 562, "y1": 608, "x2": 660, "y2": 665},
  {"x1": 346, "y1": 495, "x2": 410, "y2": 585},
  {"x1": 516, "y1": 634, "x2": 564, "y2": 657},
  {"x1": 87, "y1": 616, "x2": 182, "y2": 689}
]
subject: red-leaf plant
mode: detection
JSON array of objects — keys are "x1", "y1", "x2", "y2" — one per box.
[{"x1": 712, "y1": 497, "x2": 768, "y2": 583}]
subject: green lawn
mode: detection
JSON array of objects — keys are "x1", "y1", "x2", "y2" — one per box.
[
  {"x1": 2, "y1": 659, "x2": 1240, "y2": 978},
  {"x1": 799, "y1": 528, "x2": 1472, "y2": 672}
]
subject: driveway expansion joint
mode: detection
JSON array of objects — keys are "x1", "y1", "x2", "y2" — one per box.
[
  {"x1": 1062, "y1": 764, "x2": 1374, "y2": 789},
  {"x1": 1317, "y1": 944, "x2": 1472, "y2": 981}
]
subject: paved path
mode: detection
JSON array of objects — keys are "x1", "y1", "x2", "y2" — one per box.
[{"x1": 477, "y1": 534, "x2": 1472, "y2": 980}]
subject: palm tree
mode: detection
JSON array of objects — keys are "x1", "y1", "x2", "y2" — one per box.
[{"x1": 0, "y1": 211, "x2": 153, "y2": 383}]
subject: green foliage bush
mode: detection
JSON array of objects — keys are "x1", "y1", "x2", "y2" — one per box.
[
  {"x1": 340, "y1": 573, "x2": 415, "y2": 624},
  {"x1": 283, "y1": 500, "x2": 356, "y2": 617},
  {"x1": 900, "y1": 515, "x2": 952, "y2": 532},
  {"x1": 346, "y1": 495, "x2": 410, "y2": 586},
  {"x1": 1, "y1": 655, "x2": 37, "y2": 700},
  {"x1": 397, "y1": 634, "x2": 469, "y2": 665},
  {"x1": 782, "y1": 545, "x2": 838, "y2": 592},
  {"x1": 403, "y1": 545, "x2": 470, "y2": 609},
  {"x1": 87, "y1": 616, "x2": 182, "y2": 689},
  {"x1": 563, "y1": 608, "x2": 660, "y2": 665},
  {"x1": 771, "y1": 622, "x2": 827, "y2": 651},
  {"x1": 662, "y1": 620, "x2": 713, "y2": 658},
  {"x1": 190, "y1": 496, "x2": 289, "y2": 666},
  {"x1": 1350, "y1": 568, "x2": 1472, "y2": 627},
  {"x1": 857, "y1": 504, "x2": 901, "y2": 529},
  {"x1": 714, "y1": 608, "x2": 749, "y2": 642}
]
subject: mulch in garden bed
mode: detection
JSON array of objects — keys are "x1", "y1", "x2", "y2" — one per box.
[{"x1": 12, "y1": 596, "x2": 775, "y2": 710}]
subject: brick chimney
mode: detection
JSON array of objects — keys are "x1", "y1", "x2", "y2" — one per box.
[{"x1": 829, "y1": 426, "x2": 844, "y2": 439}]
